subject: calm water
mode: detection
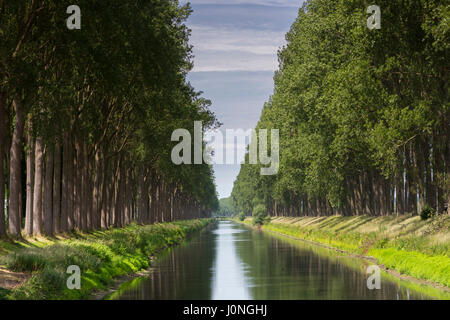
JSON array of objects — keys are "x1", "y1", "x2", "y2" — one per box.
[{"x1": 108, "y1": 221, "x2": 446, "y2": 300}]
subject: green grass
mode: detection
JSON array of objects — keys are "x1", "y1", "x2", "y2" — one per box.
[
  {"x1": 262, "y1": 229, "x2": 450, "y2": 300},
  {"x1": 0, "y1": 219, "x2": 213, "y2": 300},
  {"x1": 237, "y1": 215, "x2": 450, "y2": 290},
  {"x1": 368, "y1": 248, "x2": 450, "y2": 287}
]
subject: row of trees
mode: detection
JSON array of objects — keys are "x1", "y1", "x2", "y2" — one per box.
[
  {"x1": 232, "y1": 0, "x2": 449, "y2": 217},
  {"x1": 212, "y1": 197, "x2": 234, "y2": 217},
  {"x1": 0, "y1": 1, "x2": 219, "y2": 239}
]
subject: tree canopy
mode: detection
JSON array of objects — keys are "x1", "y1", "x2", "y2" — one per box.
[
  {"x1": 0, "y1": 0, "x2": 219, "y2": 238},
  {"x1": 232, "y1": 0, "x2": 449, "y2": 218}
]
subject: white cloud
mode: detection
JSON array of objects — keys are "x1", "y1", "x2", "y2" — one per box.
[
  {"x1": 190, "y1": 25, "x2": 282, "y2": 54},
  {"x1": 192, "y1": 51, "x2": 278, "y2": 72},
  {"x1": 186, "y1": 0, "x2": 301, "y2": 7},
  {"x1": 189, "y1": 25, "x2": 285, "y2": 72}
]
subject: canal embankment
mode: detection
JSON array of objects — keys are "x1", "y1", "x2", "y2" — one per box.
[
  {"x1": 0, "y1": 219, "x2": 213, "y2": 300},
  {"x1": 110, "y1": 220, "x2": 449, "y2": 300},
  {"x1": 240, "y1": 214, "x2": 450, "y2": 290}
]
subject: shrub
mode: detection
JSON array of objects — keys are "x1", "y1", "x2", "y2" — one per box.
[
  {"x1": 5, "y1": 250, "x2": 47, "y2": 272},
  {"x1": 252, "y1": 204, "x2": 269, "y2": 226},
  {"x1": 420, "y1": 204, "x2": 434, "y2": 220},
  {"x1": 238, "y1": 212, "x2": 246, "y2": 221},
  {"x1": 12, "y1": 267, "x2": 67, "y2": 300}
]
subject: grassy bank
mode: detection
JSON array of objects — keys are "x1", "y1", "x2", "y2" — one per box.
[
  {"x1": 242, "y1": 215, "x2": 450, "y2": 288},
  {"x1": 0, "y1": 219, "x2": 213, "y2": 300}
]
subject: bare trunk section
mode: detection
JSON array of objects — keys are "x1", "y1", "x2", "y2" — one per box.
[
  {"x1": 137, "y1": 166, "x2": 146, "y2": 225},
  {"x1": 100, "y1": 149, "x2": 108, "y2": 229},
  {"x1": 60, "y1": 134, "x2": 69, "y2": 233},
  {"x1": 83, "y1": 143, "x2": 91, "y2": 230},
  {"x1": 113, "y1": 158, "x2": 122, "y2": 228},
  {"x1": 74, "y1": 140, "x2": 81, "y2": 230},
  {"x1": 32, "y1": 136, "x2": 44, "y2": 236},
  {"x1": 25, "y1": 127, "x2": 34, "y2": 236},
  {"x1": 8, "y1": 98, "x2": 25, "y2": 238},
  {"x1": 52, "y1": 142, "x2": 61, "y2": 234},
  {"x1": 0, "y1": 155, "x2": 5, "y2": 238},
  {"x1": 0, "y1": 92, "x2": 7, "y2": 238},
  {"x1": 43, "y1": 146, "x2": 53, "y2": 235},
  {"x1": 67, "y1": 136, "x2": 74, "y2": 231},
  {"x1": 92, "y1": 149, "x2": 101, "y2": 229}
]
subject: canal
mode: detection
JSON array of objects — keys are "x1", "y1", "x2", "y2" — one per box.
[{"x1": 107, "y1": 220, "x2": 444, "y2": 300}]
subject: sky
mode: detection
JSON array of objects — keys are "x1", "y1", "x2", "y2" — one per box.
[{"x1": 183, "y1": 0, "x2": 302, "y2": 199}]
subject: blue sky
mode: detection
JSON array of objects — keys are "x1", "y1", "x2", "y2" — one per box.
[{"x1": 184, "y1": 0, "x2": 302, "y2": 198}]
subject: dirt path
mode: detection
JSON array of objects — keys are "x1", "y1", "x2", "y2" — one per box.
[{"x1": 0, "y1": 267, "x2": 30, "y2": 290}]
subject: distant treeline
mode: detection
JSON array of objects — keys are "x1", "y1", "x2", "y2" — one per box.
[
  {"x1": 213, "y1": 197, "x2": 235, "y2": 217},
  {"x1": 0, "y1": 1, "x2": 219, "y2": 239},
  {"x1": 232, "y1": 0, "x2": 449, "y2": 217}
]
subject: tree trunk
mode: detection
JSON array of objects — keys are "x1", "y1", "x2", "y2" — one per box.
[
  {"x1": 80, "y1": 142, "x2": 87, "y2": 231},
  {"x1": 92, "y1": 149, "x2": 101, "y2": 229},
  {"x1": 113, "y1": 158, "x2": 122, "y2": 228},
  {"x1": 0, "y1": 91, "x2": 6, "y2": 238},
  {"x1": 138, "y1": 167, "x2": 146, "y2": 225},
  {"x1": 100, "y1": 150, "x2": 109, "y2": 229},
  {"x1": 85, "y1": 144, "x2": 92, "y2": 230},
  {"x1": 43, "y1": 146, "x2": 54, "y2": 235},
  {"x1": 67, "y1": 137, "x2": 75, "y2": 231},
  {"x1": 8, "y1": 98, "x2": 26, "y2": 238},
  {"x1": 74, "y1": 140, "x2": 82, "y2": 230},
  {"x1": 25, "y1": 127, "x2": 34, "y2": 236},
  {"x1": 32, "y1": 136, "x2": 44, "y2": 236},
  {"x1": 0, "y1": 155, "x2": 5, "y2": 238},
  {"x1": 52, "y1": 142, "x2": 61, "y2": 234},
  {"x1": 60, "y1": 134, "x2": 69, "y2": 233}
]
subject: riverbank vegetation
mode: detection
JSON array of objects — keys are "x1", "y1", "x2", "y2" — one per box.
[
  {"x1": 0, "y1": 219, "x2": 213, "y2": 300},
  {"x1": 0, "y1": 1, "x2": 218, "y2": 240},
  {"x1": 243, "y1": 215, "x2": 450, "y2": 288},
  {"x1": 249, "y1": 221, "x2": 450, "y2": 300},
  {"x1": 232, "y1": 0, "x2": 449, "y2": 218}
]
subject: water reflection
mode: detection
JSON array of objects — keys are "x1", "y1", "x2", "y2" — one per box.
[
  {"x1": 211, "y1": 221, "x2": 250, "y2": 299},
  {"x1": 110, "y1": 221, "x2": 445, "y2": 300},
  {"x1": 109, "y1": 224, "x2": 216, "y2": 299},
  {"x1": 234, "y1": 228, "x2": 430, "y2": 299}
]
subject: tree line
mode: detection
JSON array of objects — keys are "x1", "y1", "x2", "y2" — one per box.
[
  {"x1": 232, "y1": 0, "x2": 449, "y2": 218},
  {"x1": 213, "y1": 197, "x2": 234, "y2": 217},
  {"x1": 0, "y1": 1, "x2": 219, "y2": 239}
]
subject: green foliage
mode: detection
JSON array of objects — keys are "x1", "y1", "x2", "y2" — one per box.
[
  {"x1": 238, "y1": 212, "x2": 246, "y2": 221},
  {"x1": 252, "y1": 204, "x2": 269, "y2": 226},
  {"x1": 420, "y1": 205, "x2": 435, "y2": 221},
  {"x1": 0, "y1": 288, "x2": 12, "y2": 300},
  {"x1": 0, "y1": 0, "x2": 219, "y2": 230},
  {"x1": 213, "y1": 197, "x2": 235, "y2": 217},
  {"x1": 231, "y1": 0, "x2": 449, "y2": 219}
]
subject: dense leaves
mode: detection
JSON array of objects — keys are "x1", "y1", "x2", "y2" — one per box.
[
  {"x1": 232, "y1": 0, "x2": 449, "y2": 218},
  {"x1": 0, "y1": 1, "x2": 218, "y2": 238}
]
